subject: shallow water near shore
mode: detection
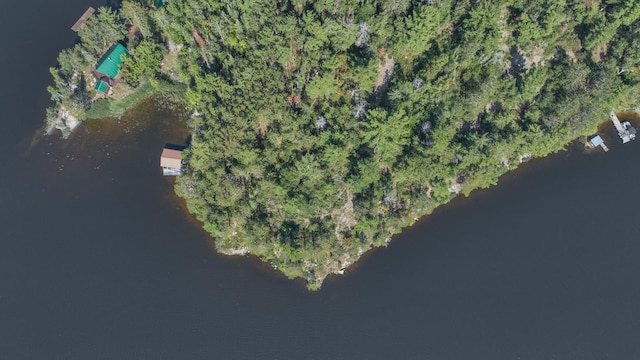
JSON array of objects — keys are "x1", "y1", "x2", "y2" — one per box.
[{"x1": 2, "y1": 1, "x2": 640, "y2": 359}]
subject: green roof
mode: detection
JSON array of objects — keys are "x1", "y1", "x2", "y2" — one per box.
[
  {"x1": 154, "y1": 0, "x2": 168, "y2": 8},
  {"x1": 96, "y1": 43, "x2": 128, "y2": 78},
  {"x1": 94, "y1": 79, "x2": 109, "y2": 92}
]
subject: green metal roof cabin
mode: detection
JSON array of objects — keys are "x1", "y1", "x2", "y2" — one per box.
[{"x1": 96, "y1": 43, "x2": 128, "y2": 79}]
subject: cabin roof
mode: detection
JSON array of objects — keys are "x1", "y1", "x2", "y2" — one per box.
[
  {"x1": 96, "y1": 43, "x2": 128, "y2": 79},
  {"x1": 590, "y1": 135, "x2": 603, "y2": 146},
  {"x1": 160, "y1": 148, "x2": 182, "y2": 169},
  {"x1": 94, "y1": 79, "x2": 109, "y2": 92}
]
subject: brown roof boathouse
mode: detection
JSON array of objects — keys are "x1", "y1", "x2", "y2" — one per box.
[{"x1": 160, "y1": 148, "x2": 183, "y2": 176}]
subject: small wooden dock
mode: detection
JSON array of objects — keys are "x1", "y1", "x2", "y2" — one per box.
[
  {"x1": 71, "y1": 7, "x2": 95, "y2": 32},
  {"x1": 587, "y1": 135, "x2": 609, "y2": 152}
]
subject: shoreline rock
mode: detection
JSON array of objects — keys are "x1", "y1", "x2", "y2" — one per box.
[{"x1": 47, "y1": 106, "x2": 81, "y2": 138}]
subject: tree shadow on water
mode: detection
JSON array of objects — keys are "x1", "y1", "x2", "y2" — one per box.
[{"x1": 106, "y1": 0, "x2": 123, "y2": 9}]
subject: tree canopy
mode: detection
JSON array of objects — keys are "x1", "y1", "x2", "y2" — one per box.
[{"x1": 47, "y1": 0, "x2": 640, "y2": 288}]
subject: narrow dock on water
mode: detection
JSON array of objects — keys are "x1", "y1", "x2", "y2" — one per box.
[
  {"x1": 610, "y1": 111, "x2": 636, "y2": 143},
  {"x1": 71, "y1": 7, "x2": 95, "y2": 32}
]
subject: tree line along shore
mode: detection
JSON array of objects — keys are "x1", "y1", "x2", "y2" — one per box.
[{"x1": 46, "y1": 0, "x2": 640, "y2": 289}]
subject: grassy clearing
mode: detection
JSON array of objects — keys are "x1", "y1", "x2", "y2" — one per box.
[{"x1": 86, "y1": 79, "x2": 186, "y2": 119}]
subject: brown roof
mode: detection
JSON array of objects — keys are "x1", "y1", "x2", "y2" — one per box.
[
  {"x1": 160, "y1": 148, "x2": 182, "y2": 169},
  {"x1": 71, "y1": 7, "x2": 95, "y2": 32}
]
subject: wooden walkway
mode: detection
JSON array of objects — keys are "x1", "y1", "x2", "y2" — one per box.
[
  {"x1": 71, "y1": 7, "x2": 95, "y2": 32},
  {"x1": 610, "y1": 111, "x2": 636, "y2": 143}
]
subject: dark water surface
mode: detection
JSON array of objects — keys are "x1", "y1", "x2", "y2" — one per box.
[{"x1": 2, "y1": 2, "x2": 640, "y2": 359}]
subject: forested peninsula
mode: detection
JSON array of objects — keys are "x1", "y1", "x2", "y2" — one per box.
[{"x1": 47, "y1": 0, "x2": 640, "y2": 289}]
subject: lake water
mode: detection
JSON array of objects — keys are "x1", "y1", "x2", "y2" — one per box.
[{"x1": 1, "y1": 1, "x2": 640, "y2": 359}]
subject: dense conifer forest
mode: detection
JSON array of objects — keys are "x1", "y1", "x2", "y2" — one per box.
[{"x1": 47, "y1": 0, "x2": 640, "y2": 288}]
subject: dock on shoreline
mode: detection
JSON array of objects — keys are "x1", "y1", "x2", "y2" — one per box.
[
  {"x1": 586, "y1": 135, "x2": 609, "y2": 152},
  {"x1": 71, "y1": 7, "x2": 95, "y2": 32},
  {"x1": 610, "y1": 111, "x2": 636, "y2": 143}
]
